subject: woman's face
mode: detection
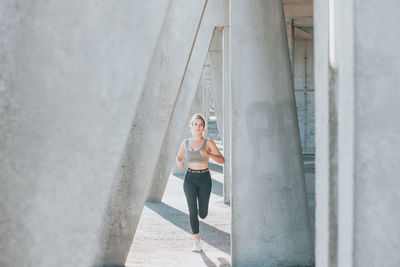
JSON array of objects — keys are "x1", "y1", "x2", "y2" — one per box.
[{"x1": 191, "y1": 118, "x2": 205, "y2": 134}]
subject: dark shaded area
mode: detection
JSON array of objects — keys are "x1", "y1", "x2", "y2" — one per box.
[
  {"x1": 217, "y1": 257, "x2": 231, "y2": 267},
  {"x1": 199, "y1": 251, "x2": 231, "y2": 266},
  {"x1": 200, "y1": 251, "x2": 217, "y2": 267},
  {"x1": 303, "y1": 153, "x2": 315, "y2": 173},
  {"x1": 296, "y1": 26, "x2": 313, "y2": 35},
  {"x1": 208, "y1": 162, "x2": 223, "y2": 173},
  {"x1": 145, "y1": 202, "x2": 230, "y2": 254}
]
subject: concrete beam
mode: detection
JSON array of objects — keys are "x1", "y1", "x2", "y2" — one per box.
[
  {"x1": 283, "y1": 3, "x2": 313, "y2": 18},
  {"x1": 95, "y1": 1, "x2": 207, "y2": 265},
  {"x1": 231, "y1": 0, "x2": 314, "y2": 265}
]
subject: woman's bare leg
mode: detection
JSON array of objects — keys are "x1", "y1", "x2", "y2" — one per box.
[{"x1": 194, "y1": 233, "x2": 200, "y2": 241}]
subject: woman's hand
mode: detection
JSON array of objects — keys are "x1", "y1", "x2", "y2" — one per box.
[
  {"x1": 178, "y1": 161, "x2": 184, "y2": 169},
  {"x1": 199, "y1": 149, "x2": 209, "y2": 159}
]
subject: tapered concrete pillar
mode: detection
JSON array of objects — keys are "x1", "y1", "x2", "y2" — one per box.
[
  {"x1": 222, "y1": 26, "x2": 231, "y2": 205},
  {"x1": 209, "y1": 28, "x2": 224, "y2": 139},
  {"x1": 147, "y1": 0, "x2": 228, "y2": 200},
  {"x1": 0, "y1": 1, "x2": 170, "y2": 266},
  {"x1": 95, "y1": 1, "x2": 208, "y2": 265},
  {"x1": 231, "y1": 0, "x2": 313, "y2": 266}
]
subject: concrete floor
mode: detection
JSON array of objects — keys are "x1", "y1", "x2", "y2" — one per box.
[
  {"x1": 125, "y1": 164, "x2": 230, "y2": 267},
  {"x1": 125, "y1": 159, "x2": 315, "y2": 266}
]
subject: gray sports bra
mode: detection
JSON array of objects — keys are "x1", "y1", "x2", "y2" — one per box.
[{"x1": 186, "y1": 138, "x2": 209, "y2": 164}]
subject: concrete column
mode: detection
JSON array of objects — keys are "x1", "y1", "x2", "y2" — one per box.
[
  {"x1": 147, "y1": 0, "x2": 229, "y2": 200},
  {"x1": 0, "y1": 1, "x2": 170, "y2": 266},
  {"x1": 335, "y1": 0, "x2": 400, "y2": 266},
  {"x1": 223, "y1": 26, "x2": 231, "y2": 205},
  {"x1": 231, "y1": 0, "x2": 314, "y2": 265},
  {"x1": 314, "y1": 0, "x2": 339, "y2": 266},
  {"x1": 203, "y1": 63, "x2": 211, "y2": 136},
  {"x1": 95, "y1": 1, "x2": 207, "y2": 265},
  {"x1": 314, "y1": 0, "x2": 332, "y2": 266},
  {"x1": 209, "y1": 28, "x2": 224, "y2": 139}
]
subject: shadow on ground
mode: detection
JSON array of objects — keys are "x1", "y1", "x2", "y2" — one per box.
[
  {"x1": 199, "y1": 251, "x2": 231, "y2": 267},
  {"x1": 145, "y1": 202, "x2": 230, "y2": 255}
]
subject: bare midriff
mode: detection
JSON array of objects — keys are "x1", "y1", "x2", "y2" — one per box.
[{"x1": 187, "y1": 162, "x2": 208, "y2": 170}]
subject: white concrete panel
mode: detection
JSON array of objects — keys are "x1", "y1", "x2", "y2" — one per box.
[
  {"x1": 347, "y1": 0, "x2": 400, "y2": 266},
  {"x1": 314, "y1": 0, "x2": 336, "y2": 266},
  {"x1": 336, "y1": 0, "x2": 355, "y2": 266}
]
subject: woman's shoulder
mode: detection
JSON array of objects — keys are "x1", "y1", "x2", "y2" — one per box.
[
  {"x1": 182, "y1": 138, "x2": 191, "y2": 146},
  {"x1": 206, "y1": 138, "x2": 216, "y2": 146}
]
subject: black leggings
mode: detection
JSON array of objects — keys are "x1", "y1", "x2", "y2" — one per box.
[{"x1": 183, "y1": 168, "x2": 212, "y2": 234}]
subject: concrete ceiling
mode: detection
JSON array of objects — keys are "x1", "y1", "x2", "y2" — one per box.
[{"x1": 283, "y1": 0, "x2": 313, "y2": 40}]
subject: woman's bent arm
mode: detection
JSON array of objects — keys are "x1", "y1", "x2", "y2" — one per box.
[
  {"x1": 207, "y1": 139, "x2": 225, "y2": 164},
  {"x1": 176, "y1": 141, "x2": 186, "y2": 167}
]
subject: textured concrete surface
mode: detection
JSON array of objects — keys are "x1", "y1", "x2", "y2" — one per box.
[
  {"x1": 339, "y1": 0, "x2": 400, "y2": 266},
  {"x1": 231, "y1": 0, "x2": 314, "y2": 265},
  {"x1": 315, "y1": 0, "x2": 400, "y2": 266},
  {"x1": 126, "y1": 162, "x2": 231, "y2": 267},
  {"x1": 0, "y1": 1, "x2": 170, "y2": 266}
]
